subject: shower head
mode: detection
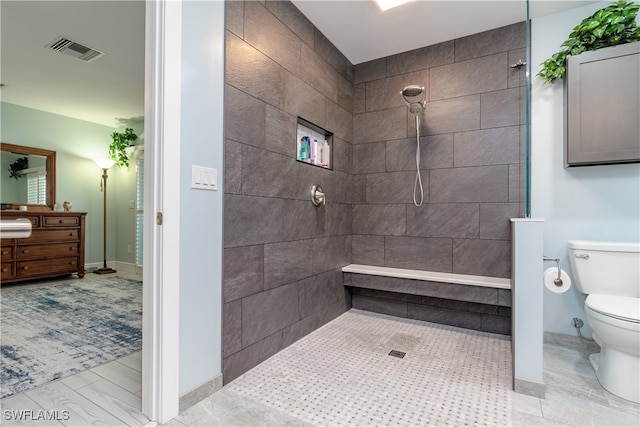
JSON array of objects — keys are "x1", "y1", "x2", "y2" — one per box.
[
  {"x1": 400, "y1": 84, "x2": 426, "y2": 115},
  {"x1": 401, "y1": 85, "x2": 424, "y2": 98}
]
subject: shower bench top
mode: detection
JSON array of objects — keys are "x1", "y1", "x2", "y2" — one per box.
[{"x1": 342, "y1": 264, "x2": 511, "y2": 290}]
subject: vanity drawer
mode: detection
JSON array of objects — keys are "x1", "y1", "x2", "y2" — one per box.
[
  {"x1": 1, "y1": 246, "x2": 13, "y2": 261},
  {"x1": 22, "y1": 229, "x2": 79, "y2": 243},
  {"x1": 16, "y1": 243, "x2": 79, "y2": 259},
  {"x1": 43, "y1": 216, "x2": 80, "y2": 227},
  {"x1": 1, "y1": 262, "x2": 14, "y2": 280},
  {"x1": 17, "y1": 257, "x2": 78, "y2": 278}
]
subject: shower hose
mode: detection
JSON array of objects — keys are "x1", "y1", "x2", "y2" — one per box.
[{"x1": 413, "y1": 114, "x2": 424, "y2": 207}]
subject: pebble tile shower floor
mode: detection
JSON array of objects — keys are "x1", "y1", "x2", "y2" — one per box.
[{"x1": 223, "y1": 309, "x2": 512, "y2": 426}]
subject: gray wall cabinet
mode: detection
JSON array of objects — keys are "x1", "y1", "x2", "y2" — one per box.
[{"x1": 564, "y1": 41, "x2": 640, "y2": 167}]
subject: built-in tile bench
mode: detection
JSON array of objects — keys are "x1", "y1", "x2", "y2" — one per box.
[{"x1": 342, "y1": 264, "x2": 512, "y2": 335}]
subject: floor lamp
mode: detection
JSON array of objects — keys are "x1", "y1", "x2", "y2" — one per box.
[{"x1": 94, "y1": 158, "x2": 117, "y2": 274}]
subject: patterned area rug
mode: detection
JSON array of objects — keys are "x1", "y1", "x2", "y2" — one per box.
[{"x1": 0, "y1": 276, "x2": 142, "y2": 399}]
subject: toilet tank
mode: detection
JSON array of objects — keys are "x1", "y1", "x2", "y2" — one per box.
[{"x1": 568, "y1": 240, "x2": 640, "y2": 297}]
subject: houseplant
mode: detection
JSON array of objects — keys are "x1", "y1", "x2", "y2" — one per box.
[
  {"x1": 538, "y1": 0, "x2": 640, "y2": 83},
  {"x1": 8, "y1": 157, "x2": 28, "y2": 180},
  {"x1": 108, "y1": 128, "x2": 138, "y2": 168}
]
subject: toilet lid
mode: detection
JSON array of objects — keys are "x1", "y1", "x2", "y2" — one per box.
[{"x1": 586, "y1": 294, "x2": 640, "y2": 323}]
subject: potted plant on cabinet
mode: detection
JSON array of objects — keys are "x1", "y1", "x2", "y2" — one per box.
[{"x1": 538, "y1": 0, "x2": 640, "y2": 83}]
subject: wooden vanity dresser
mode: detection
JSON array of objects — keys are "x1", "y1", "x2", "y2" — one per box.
[{"x1": 1, "y1": 211, "x2": 87, "y2": 284}]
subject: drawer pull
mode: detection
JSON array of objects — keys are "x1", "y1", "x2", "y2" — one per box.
[
  {"x1": 22, "y1": 249, "x2": 30, "y2": 254},
  {"x1": 2, "y1": 267, "x2": 7, "y2": 272},
  {"x1": 23, "y1": 266, "x2": 30, "y2": 270},
  {"x1": 69, "y1": 246, "x2": 76, "y2": 251},
  {"x1": 2, "y1": 250, "x2": 8, "y2": 255},
  {"x1": 59, "y1": 220, "x2": 63, "y2": 223}
]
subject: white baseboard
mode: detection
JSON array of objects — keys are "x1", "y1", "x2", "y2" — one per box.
[{"x1": 85, "y1": 261, "x2": 143, "y2": 277}]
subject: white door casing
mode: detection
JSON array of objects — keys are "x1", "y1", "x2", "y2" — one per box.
[{"x1": 142, "y1": 0, "x2": 181, "y2": 423}]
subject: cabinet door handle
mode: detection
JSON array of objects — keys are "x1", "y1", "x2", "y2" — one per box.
[
  {"x1": 23, "y1": 266, "x2": 30, "y2": 270},
  {"x1": 22, "y1": 249, "x2": 30, "y2": 254},
  {"x1": 2, "y1": 267, "x2": 8, "y2": 272},
  {"x1": 1, "y1": 250, "x2": 8, "y2": 255}
]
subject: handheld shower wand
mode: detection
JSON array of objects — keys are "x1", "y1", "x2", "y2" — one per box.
[{"x1": 400, "y1": 85, "x2": 426, "y2": 207}]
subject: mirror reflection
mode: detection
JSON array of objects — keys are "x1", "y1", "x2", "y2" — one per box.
[{"x1": 1, "y1": 142, "x2": 56, "y2": 210}]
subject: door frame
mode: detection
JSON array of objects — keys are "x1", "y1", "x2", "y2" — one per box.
[{"x1": 142, "y1": 0, "x2": 181, "y2": 423}]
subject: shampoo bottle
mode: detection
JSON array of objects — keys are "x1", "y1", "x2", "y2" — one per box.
[
  {"x1": 321, "y1": 140, "x2": 330, "y2": 168},
  {"x1": 300, "y1": 136, "x2": 309, "y2": 161},
  {"x1": 310, "y1": 138, "x2": 317, "y2": 164}
]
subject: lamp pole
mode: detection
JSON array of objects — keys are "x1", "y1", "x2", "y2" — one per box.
[{"x1": 94, "y1": 159, "x2": 116, "y2": 274}]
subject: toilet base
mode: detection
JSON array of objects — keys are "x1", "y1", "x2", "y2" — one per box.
[{"x1": 589, "y1": 347, "x2": 640, "y2": 403}]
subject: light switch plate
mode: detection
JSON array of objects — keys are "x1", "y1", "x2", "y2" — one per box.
[{"x1": 191, "y1": 165, "x2": 217, "y2": 191}]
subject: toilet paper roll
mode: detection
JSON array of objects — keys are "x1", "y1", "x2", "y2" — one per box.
[{"x1": 543, "y1": 267, "x2": 571, "y2": 294}]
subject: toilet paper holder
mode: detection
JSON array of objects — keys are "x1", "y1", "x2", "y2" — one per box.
[{"x1": 543, "y1": 256, "x2": 563, "y2": 287}]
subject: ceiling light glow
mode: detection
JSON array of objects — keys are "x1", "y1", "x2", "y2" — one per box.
[{"x1": 375, "y1": 0, "x2": 414, "y2": 12}]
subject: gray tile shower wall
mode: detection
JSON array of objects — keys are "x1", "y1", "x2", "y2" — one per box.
[
  {"x1": 342, "y1": 271, "x2": 512, "y2": 335},
  {"x1": 224, "y1": 0, "x2": 525, "y2": 382},
  {"x1": 352, "y1": 22, "x2": 526, "y2": 279},
  {"x1": 223, "y1": 0, "x2": 353, "y2": 384}
]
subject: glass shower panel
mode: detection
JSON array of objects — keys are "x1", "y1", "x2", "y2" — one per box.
[{"x1": 523, "y1": 0, "x2": 532, "y2": 217}]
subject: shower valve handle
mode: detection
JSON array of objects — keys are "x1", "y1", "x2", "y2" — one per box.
[{"x1": 311, "y1": 185, "x2": 325, "y2": 207}]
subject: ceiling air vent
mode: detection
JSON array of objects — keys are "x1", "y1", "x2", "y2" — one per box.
[{"x1": 47, "y1": 37, "x2": 104, "y2": 63}]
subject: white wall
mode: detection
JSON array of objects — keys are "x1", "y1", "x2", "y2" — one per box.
[
  {"x1": 531, "y1": 2, "x2": 640, "y2": 337},
  {"x1": 178, "y1": 0, "x2": 225, "y2": 395}
]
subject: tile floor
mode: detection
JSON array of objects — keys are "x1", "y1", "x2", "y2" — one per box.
[
  {"x1": 2, "y1": 308, "x2": 639, "y2": 426},
  {"x1": 1, "y1": 351, "x2": 148, "y2": 426},
  {"x1": 171, "y1": 310, "x2": 640, "y2": 427}
]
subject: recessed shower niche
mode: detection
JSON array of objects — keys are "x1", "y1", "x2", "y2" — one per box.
[{"x1": 296, "y1": 117, "x2": 332, "y2": 170}]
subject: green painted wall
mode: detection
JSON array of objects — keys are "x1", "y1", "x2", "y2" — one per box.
[{"x1": 1, "y1": 102, "x2": 142, "y2": 266}]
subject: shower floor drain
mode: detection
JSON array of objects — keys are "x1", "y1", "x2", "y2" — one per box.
[{"x1": 388, "y1": 350, "x2": 406, "y2": 358}]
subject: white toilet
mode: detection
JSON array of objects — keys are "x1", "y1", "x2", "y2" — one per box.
[{"x1": 568, "y1": 240, "x2": 640, "y2": 403}]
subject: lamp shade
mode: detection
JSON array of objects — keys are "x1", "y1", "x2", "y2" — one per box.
[{"x1": 94, "y1": 158, "x2": 116, "y2": 169}]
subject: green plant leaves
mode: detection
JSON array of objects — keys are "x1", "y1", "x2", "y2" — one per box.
[
  {"x1": 108, "y1": 128, "x2": 138, "y2": 168},
  {"x1": 8, "y1": 157, "x2": 28, "y2": 180},
  {"x1": 538, "y1": 0, "x2": 640, "y2": 83}
]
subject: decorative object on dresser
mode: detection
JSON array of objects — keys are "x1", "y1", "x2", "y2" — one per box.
[
  {"x1": 93, "y1": 158, "x2": 117, "y2": 275},
  {"x1": 0, "y1": 211, "x2": 86, "y2": 283}
]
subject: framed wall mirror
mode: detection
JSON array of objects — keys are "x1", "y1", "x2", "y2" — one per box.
[{"x1": 1, "y1": 142, "x2": 56, "y2": 211}]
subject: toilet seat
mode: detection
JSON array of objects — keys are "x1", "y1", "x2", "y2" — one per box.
[{"x1": 585, "y1": 294, "x2": 640, "y2": 324}]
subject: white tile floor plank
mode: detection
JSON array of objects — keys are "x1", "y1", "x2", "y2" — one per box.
[
  {"x1": 91, "y1": 361, "x2": 142, "y2": 395},
  {"x1": 75, "y1": 379, "x2": 148, "y2": 426},
  {"x1": 59, "y1": 370, "x2": 103, "y2": 391},
  {"x1": 24, "y1": 381, "x2": 127, "y2": 426},
  {"x1": 116, "y1": 352, "x2": 142, "y2": 373},
  {"x1": 174, "y1": 389, "x2": 312, "y2": 426},
  {"x1": 0, "y1": 393, "x2": 65, "y2": 426}
]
